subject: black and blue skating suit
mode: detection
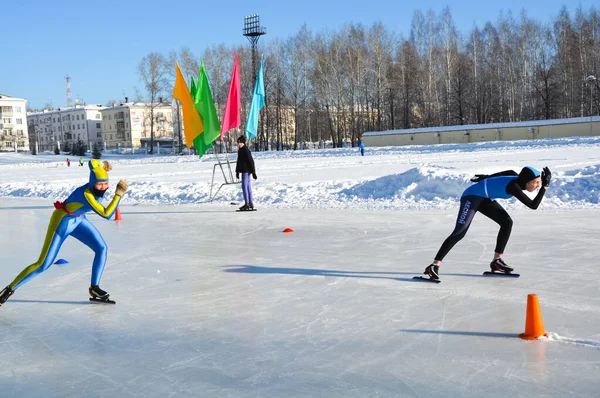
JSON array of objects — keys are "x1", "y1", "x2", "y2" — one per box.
[{"x1": 434, "y1": 167, "x2": 546, "y2": 261}]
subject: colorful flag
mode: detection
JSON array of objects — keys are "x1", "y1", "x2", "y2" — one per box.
[
  {"x1": 245, "y1": 57, "x2": 265, "y2": 140},
  {"x1": 172, "y1": 62, "x2": 203, "y2": 148},
  {"x1": 190, "y1": 76, "x2": 197, "y2": 99},
  {"x1": 220, "y1": 52, "x2": 241, "y2": 140},
  {"x1": 193, "y1": 61, "x2": 221, "y2": 158}
]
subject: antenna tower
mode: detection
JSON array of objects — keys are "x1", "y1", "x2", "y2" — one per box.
[{"x1": 66, "y1": 75, "x2": 72, "y2": 107}]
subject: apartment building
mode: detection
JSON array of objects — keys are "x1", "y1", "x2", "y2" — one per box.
[
  {"x1": 100, "y1": 100, "x2": 175, "y2": 150},
  {"x1": 0, "y1": 94, "x2": 28, "y2": 151},
  {"x1": 27, "y1": 104, "x2": 104, "y2": 152}
]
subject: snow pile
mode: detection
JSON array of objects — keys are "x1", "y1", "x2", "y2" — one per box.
[{"x1": 2, "y1": 137, "x2": 600, "y2": 210}]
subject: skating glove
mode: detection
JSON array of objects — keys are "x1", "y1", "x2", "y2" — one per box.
[
  {"x1": 541, "y1": 167, "x2": 552, "y2": 187},
  {"x1": 252, "y1": 173, "x2": 257, "y2": 180},
  {"x1": 236, "y1": 173, "x2": 240, "y2": 180},
  {"x1": 103, "y1": 161, "x2": 113, "y2": 172},
  {"x1": 470, "y1": 174, "x2": 488, "y2": 182},
  {"x1": 115, "y1": 180, "x2": 129, "y2": 196}
]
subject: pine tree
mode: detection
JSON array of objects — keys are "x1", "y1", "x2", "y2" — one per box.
[
  {"x1": 62, "y1": 141, "x2": 71, "y2": 153},
  {"x1": 92, "y1": 143, "x2": 102, "y2": 159}
]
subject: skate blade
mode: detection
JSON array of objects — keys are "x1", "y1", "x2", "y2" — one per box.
[
  {"x1": 89, "y1": 297, "x2": 116, "y2": 304},
  {"x1": 412, "y1": 276, "x2": 441, "y2": 284},
  {"x1": 236, "y1": 209, "x2": 257, "y2": 212},
  {"x1": 482, "y1": 271, "x2": 520, "y2": 278}
]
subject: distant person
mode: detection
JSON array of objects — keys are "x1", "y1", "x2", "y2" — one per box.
[
  {"x1": 422, "y1": 166, "x2": 551, "y2": 281},
  {"x1": 235, "y1": 136, "x2": 257, "y2": 211},
  {"x1": 66, "y1": 158, "x2": 71, "y2": 167},
  {"x1": 359, "y1": 141, "x2": 365, "y2": 156},
  {"x1": 79, "y1": 157, "x2": 84, "y2": 166},
  {"x1": 0, "y1": 160, "x2": 129, "y2": 307}
]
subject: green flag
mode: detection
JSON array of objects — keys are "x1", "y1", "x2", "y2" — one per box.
[
  {"x1": 193, "y1": 61, "x2": 221, "y2": 158},
  {"x1": 190, "y1": 76, "x2": 197, "y2": 98}
]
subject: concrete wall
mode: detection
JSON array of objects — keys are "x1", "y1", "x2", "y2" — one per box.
[{"x1": 363, "y1": 120, "x2": 600, "y2": 147}]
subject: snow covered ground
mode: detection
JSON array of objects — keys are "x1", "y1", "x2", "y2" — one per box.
[{"x1": 1, "y1": 137, "x2": 600, "y2": 397}]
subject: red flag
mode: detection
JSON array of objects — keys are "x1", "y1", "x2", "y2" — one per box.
[{"x1": 219, "y1": 52, "x2": 241, "y2": 140}]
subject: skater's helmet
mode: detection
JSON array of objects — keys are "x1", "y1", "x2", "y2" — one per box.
[
  {"x1": 516, "y1": 166, "x2": 540, "y2": 189},
  {"x1": 88, "y1": 159, "x2": 109, "y2": 188}
]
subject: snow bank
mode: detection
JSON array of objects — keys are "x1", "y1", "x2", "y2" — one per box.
[{"x1": 2, "y1": 137, "x2": 600, "y2": 210}]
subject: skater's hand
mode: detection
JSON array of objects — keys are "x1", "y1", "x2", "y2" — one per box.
[
  {"x1": 470, "y1": 174, "x2": 487, "y2": 182},
  {"x1": 252, "y1": 173, "x2": 257, "y2": 180},
  {"x1": 236, "y1": 173, "x2": 240, "y2": 180},
  {"x1": 115, "y1": 180, "x2": 129, "y2": 196},
  {"x1": 541, "y1": 167, "x2": 552, "y2": 188}
]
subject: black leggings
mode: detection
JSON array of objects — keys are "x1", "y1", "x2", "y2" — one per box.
[{"x1": 434, "y1": 196, "x2": 513, "y2": 261}]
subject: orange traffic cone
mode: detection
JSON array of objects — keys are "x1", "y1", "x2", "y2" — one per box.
[
  {"x1": 519, "y1": 294, "x2": 547, "y2": 340},
  {"x1": 283, "y1": 228, "x2": 294, "y2": 233},
  {"x1": 115, "y1": 207, "x2": 122, "y2": 221}
]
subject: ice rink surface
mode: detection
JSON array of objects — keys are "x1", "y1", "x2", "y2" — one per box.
[{"x1": 1, "y1": 198, "x2": 599, "y2": 397}]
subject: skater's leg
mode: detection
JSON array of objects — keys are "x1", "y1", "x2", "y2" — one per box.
[
  {"x1": 10, "y1": 211, "x2": 79, "y2": 290},
  {"x1": 70, "y1": 217, "x2": 107, "y2": 287},
  {"x1": 477, "y1": 200, "x2": 513, "y2": 257},
  {"x1": 434, "y1": 196, "x2": 484, "y2": 262},
  {"x1": 247, "y1": 176, "x2": 253, "y2": 206},
  {"x1": 241, "y1": 173, "x2": 250, "y2": 204}
]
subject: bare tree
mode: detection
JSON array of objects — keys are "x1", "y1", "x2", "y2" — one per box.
[{"x1": 137, "y1": 52, "x2": 170, "y2": 154}]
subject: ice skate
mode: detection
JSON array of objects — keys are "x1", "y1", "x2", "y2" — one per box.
[
  {"x1": 412, "y1": 264, "x2": 441, "y2": 283},
  {"x1": 489, "y1": 258, "x2": 514, "y2": 273},
  {"x1": 0, "y1": 285, "x2": 14, "y2": 306},
  {"x1": 89, "y1": 285, "x2": 115, "y2": 304}
]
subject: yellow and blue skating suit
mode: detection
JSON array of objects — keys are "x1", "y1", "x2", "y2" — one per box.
[{"x1": 9, "y1": 160, "x2": 122, "y2": 290}]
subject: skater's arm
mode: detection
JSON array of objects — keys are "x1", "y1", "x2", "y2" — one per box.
[
  {"x1": 83, "y1": 188, "x2": 121, "y2": 219},
  {"x1": 506, "y1": 181, "x2": 546, "y2": 209},
  {"x1": 248, "y1": 150, "x2": 256, "y2": 174}
]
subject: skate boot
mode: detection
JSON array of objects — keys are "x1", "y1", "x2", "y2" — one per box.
[
  {"x1": 89, "y1": 285, "x2": 109, "y2": 299},
  {"x1": 238, "y1": 204, "x2": 249, "y2": 211},
  {"x1": 248, "y1": 203, "x2": 254, "y2": 210},
  {"x1": 490, "y1": 258, "x2": 514, "y2": 274},
  {"x1": 424, "y1": 264, "x2": 440, "y2": 280},
  {"x1": 89, "y1": 285, "x2": 115, "y2": 304},
  {"x1": 0, "y1": 285, "x2": 14, "y2": 306}
]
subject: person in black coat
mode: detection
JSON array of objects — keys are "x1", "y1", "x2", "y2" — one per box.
[{"x1": 235, "y1": 136, "x2": 257, "y2": 211}]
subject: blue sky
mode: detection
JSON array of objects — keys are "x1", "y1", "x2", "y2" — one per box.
[{"x1": 1, "y1": 0, "x2": 591, "y2": 110}]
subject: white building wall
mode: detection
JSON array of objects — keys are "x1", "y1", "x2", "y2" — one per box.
[
  {"x1": 27, "y1": 105, "x2": 104, "y2": 152},
  {"x1": 0, "y1": 95, "x2": 29, "y2": 151}
]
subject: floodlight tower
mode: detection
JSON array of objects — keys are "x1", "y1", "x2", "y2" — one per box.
[
  {"x1": 243, "y1": 14, "x2": 267, "y2": 81},
  {"x1": 243, "y1": 14, "x2": 266, "y2": 150}
]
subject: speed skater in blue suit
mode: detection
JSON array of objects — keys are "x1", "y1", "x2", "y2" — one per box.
[
  {"x1": 0, "y1": 160, "x2": 129, "y2": 306},
  {"x1": 422, "y1": 166, "x2": 552, "y2": 281}
]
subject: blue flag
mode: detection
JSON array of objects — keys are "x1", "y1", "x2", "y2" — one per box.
[{"x1": 245, "y1": 57, "x2": 265, "y2": 140}]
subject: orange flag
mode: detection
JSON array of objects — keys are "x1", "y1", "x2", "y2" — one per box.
[{"x1": 172, "y1": 62, "x2": 204, "y2": 147}]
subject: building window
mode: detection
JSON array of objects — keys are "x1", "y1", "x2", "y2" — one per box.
[
  {"x1": 96, "y1": 114, "x2": 100, "y2": 119},
  {"x1": 96, "y1": 123, "x2": 100, "y2": 128},
  {"x1": 76, "y1": 115, "x2": 79, "y2": 120},
  {"x1": 15, "y1": 106, "x2": 22, "y2": 113},
  {"x1": 16, "y1": 118, "x2": 22, "y2": 124}
]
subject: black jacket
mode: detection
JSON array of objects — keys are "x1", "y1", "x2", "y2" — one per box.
[{"x1": 236, "y1": 145, "x2": 255, "y2": 174}]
